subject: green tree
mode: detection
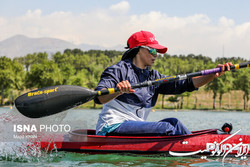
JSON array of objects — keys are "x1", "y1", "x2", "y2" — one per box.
[
  {"x1": 167, "y1": 95, "x2": 180, "y2": 109},
  {"x1": 14, "y1": 53, "x2": 37, "y2": 71},
  {"x1": 53, "y1": 52, "x2": 75, "y2": 67},
  {"x1": 74, "y1": 54, "x2": 90, "y2": 72},
  {"x1": 233, "y1": 68, "x2": 250, "y2": 110},
  {"x1": 67, "y1": 70, "x2": 88, "y2": 87},
  {"x1": 12, "y1": 59, "x2": 25, "y2": 90},
  {"x1": 96, "y1": 54, "x2": 110, "y2": 68},
  {"x1": 182, "y1": 91, "x2": 193, "y2": 108},
  {"x1": 60, "y1": 64, "x2": 76, "y2": 84},
  {"x1": 218, "y1": 72, "x2": 233, "y2": 109},
  {"x1": 205, "y1": 77, "x2": 220, "y2": 109},
  {"x1": 0, "y1": 57, "x2": 25, "y2": 105},
  {"x1": 205, "y1": 73, "x2": 233, "y2": 110},
  {"x1": 26, "y1": 60, "x2": 63, "y2": 88},
  {"x1": 15, "y1": 52, "x2": 49, "y2": 71},
  {"x1": 0, "y1": 57, "x2": 15, "y2": 105}
]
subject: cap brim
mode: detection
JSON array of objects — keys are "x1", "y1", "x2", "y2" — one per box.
[{"x1": 147, "y1": 44, "x2": 168, "y2": 54}]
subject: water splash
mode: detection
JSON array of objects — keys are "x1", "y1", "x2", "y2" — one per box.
[{"x1": 0, "y1": 106, "x2": 68, "y2": 162}]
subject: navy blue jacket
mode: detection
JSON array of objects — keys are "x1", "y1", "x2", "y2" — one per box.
[{"x1": 95, "y1": 59, "x2": 196, "y2": 108}]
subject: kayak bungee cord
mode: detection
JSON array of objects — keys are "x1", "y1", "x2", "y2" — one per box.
[{"x1": 15, "y1": 61, "x2": 250, "y2": 118}]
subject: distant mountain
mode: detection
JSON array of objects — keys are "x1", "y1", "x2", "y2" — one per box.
[
  {"x1": 0, "y1": 35, "x2": 124, "y2": 58},
  {"x1": 78, "y1": 43, "x2": 124, "y2": 51},
  {"x1": 0, "y1": 35, "x2": 76, "y2": 58}
]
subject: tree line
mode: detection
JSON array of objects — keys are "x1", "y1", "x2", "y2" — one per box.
[{"x1": 0, "y1": 49, "x2": 249, "y2": 110}]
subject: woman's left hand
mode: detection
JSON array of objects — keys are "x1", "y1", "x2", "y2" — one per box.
[{"x1": 215, "y1": 62, "x2": 233, "y2": 77}]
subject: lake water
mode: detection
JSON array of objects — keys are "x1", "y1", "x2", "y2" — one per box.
[{"x1": 0, "y1": 107, "x2": 249, "y2": 167}]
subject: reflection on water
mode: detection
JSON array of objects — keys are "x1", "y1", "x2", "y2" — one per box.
[{"x1": 0, "y1": 152, "x2": 249, "y2": 167}]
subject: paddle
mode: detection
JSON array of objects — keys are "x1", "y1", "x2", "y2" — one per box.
[{"x1": 15, "y1": 61, "x2": 249, "y2": 118}]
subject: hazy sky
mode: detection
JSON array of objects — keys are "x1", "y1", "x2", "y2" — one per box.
[{"x1": 1, "y1": 0, "x2": 250, "y2": 60}]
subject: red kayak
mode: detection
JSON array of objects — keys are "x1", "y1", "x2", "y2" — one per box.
[{"x1": 39, "y1": 128, "x2": 250, "y2": 157}]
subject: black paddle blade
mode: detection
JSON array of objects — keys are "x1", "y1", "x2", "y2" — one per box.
[{"x1": 15, "y1": 85, "x2": 98, "y2": 118}]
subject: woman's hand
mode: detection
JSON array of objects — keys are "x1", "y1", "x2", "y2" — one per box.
[
  {"x1": 215, "y1": 62, "x2": 233, "y2": 77},
  {"x1": 116, "y1": 80, "x2": 135, "y2": 94},
  {"x1": 193, "y1": 62, "x2": 234, "y2": 88},
  {"x1": 98, "y1": 80, "x2": 135, "y2": 104}
]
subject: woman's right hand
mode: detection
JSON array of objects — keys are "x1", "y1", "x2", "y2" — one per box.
[
  {"x1": 98, "y1": 80, "x2": 135, "y2": 104},
  {"x1": 116, "y1": 80, "x2": 135, "y2": 94}
]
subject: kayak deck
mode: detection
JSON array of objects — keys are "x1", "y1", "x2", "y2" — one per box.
[{"x1": 39, "y1": 129, "x2": 250, "y2": 157}]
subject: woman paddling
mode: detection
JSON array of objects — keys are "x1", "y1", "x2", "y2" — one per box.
[{"x1": 94, "y1": 30, "x2": 232, "y2": 136}]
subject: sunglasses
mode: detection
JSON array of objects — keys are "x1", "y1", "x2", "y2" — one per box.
[{"x1": 141, "y1": 46, "x2": 157, "y2": 56}]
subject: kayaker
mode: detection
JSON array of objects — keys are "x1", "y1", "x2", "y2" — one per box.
[{"x1": 94, "y1": 30, "x2": 232, "y2": 136}]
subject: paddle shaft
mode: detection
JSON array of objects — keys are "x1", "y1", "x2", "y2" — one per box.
[
  {"x1": 15, "y1": 61, "x2": 249, "y2": 118},
  {"x1": 98, "y1": 61, "x2": 250, "y2": 96}
]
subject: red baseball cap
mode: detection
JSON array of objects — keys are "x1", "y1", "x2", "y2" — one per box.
[{"x1": 126, "y1": 30, "x2": 168, "y2": 53}]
